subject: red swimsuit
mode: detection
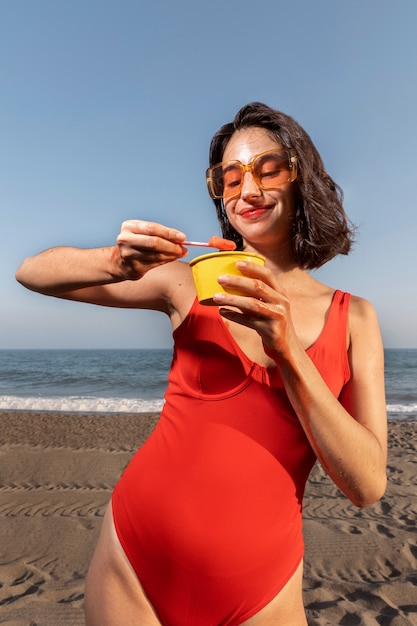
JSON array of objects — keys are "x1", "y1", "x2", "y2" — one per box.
[{"x1": 112, "y1": 291, "x2": 351, "y2": 625}]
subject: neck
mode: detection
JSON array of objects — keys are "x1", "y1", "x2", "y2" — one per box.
[{"x1": 242, "y1": 238, "x2": 299, "y2": 274}]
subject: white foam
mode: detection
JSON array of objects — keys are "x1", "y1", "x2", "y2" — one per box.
[
  {"x1": 387, "y1": 403, "x2": 417, "y2": 414},
  {"x1": 1, "y1": 396, "x2": 414, "y2": 417},
  {"x1": 0, "y1": 395, "x2": 164, "y2": 414}
]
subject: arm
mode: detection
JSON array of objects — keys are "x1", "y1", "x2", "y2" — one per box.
[
  {"x1": 214, "y1": 264, "x2": 387, "y2": 507},
  {"x1": 16, "y1": 220, "x2": 188, "y2": 312},
  {"x1": 276, "y1": 297, "x2": 387, "y2": 507}
]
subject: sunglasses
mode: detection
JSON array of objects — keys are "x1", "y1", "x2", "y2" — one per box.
[{"x1": 206, "y1": 149, "x2": 298, "y2": 200}]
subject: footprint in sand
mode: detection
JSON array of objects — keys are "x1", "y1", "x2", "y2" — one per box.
[
  {"x1": 0, "y1": 561, "x2": 46, "y2": 606},
  {"x1": 376, "y1": 523, "x2": 396, "y2": 538}
]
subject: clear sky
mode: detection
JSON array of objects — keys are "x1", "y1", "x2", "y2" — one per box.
[{"x1": 1, "y1": 0, "x2": 416, "y2": 349}]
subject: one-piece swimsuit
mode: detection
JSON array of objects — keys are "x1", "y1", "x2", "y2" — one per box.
[{"x1": 112, "y1": 290, "x2": 351, "y2": 625}]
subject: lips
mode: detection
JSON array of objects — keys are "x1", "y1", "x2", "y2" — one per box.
[{"x1": 239, "y1": 206, "x2": 270, "y2": 219}]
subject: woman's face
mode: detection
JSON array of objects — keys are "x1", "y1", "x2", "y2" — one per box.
[{"x1": 221, "y1": 127, "x2": 296, "y2": 251}]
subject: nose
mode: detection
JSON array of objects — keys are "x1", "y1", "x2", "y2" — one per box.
[{"x1": 240, "y1": 171, "x2": 262, "y2": 199}]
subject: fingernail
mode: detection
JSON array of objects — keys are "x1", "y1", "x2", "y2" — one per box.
[{"x1": 217, "y1": 275, "x2": 228, "y2": 284}]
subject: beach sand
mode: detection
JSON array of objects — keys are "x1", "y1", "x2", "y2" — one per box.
[{"x1": 0, "y1": 411, "x2": 416, "y2": 625}]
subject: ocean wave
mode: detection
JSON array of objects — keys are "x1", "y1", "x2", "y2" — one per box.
[
  {"x1": 1, "y1": 396, "x2": 415, "y2": 418},
  {"x1": 0, "y1": 395, "x2": 165, "y2": 414},
  {"x1": 386, "y1": 403, "x2": 417, "y2": 414}
]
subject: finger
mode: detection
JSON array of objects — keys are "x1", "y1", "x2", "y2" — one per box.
[
  {"x1": 235, "y1": 261, "x2": 279, "y2": 290},
  {"x1": 122, "y1": 220, "x2": 186, "y2": 243},
  {"x1": 218, "y1": 307, "x2": 258, "y2": 329},
  {"x1": 216, "y1": 273, "x2": 273, "y2": 302},
  {"x1": 213, "y1": 289, "x2": 274, "y2": 316},
  {"x1": 117, "y1": 229, "x2": 187, "y2": 259}
]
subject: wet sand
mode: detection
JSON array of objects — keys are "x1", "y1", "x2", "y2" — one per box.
[{"x1": 1, "y1": 411, "x2": 416, "y2": 625}]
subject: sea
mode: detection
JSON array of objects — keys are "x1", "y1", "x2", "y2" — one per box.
[{"x1": 0, "y1": 348, "x2": 416, "y2": 419}]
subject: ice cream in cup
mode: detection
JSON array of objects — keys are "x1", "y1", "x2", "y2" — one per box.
[{"x1": 190, "y1": 251, "x2": 265, "y2": 305}]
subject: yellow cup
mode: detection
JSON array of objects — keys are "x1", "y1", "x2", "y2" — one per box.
[{"x1": 190, "y1": 251, "x2": 265, "y2": 305}]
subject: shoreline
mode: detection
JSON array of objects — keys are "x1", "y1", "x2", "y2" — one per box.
[{"x1": 1, "y1": 411, "x2": 417, "y2": 624}]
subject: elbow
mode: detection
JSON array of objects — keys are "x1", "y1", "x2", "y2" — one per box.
[
  {"x1": 15, "y1": 259, "x2": 30, "y2": 289},
  {"x1": 350, "y1": 472, "x2": 387, "y2": 509},
  {"x1": 15, "y1": 261, "x2": 29, "y2": 288},
  {"x1": 16, "y1": 258, "x2": 42, "y2": 293}
]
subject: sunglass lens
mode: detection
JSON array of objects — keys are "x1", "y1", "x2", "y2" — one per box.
[{"x1": 254, "y1": 153, "x2": 290, "y2": 188}]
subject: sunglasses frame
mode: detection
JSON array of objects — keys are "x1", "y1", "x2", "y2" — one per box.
[{"x1": 206, "y1": 149, "x2": 298, "y2": 200}]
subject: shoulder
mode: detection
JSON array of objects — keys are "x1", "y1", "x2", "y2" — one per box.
[
  {"x1": 346, "y1": 294, "x2": 383, "y2": 358},
  {"x1": 161, "y1": 259, "x2": 194, "y2": 293},
  {"x1": 138, "y1": 258, "x2": 192, "y2": 290},
  {"x1": 153, "y1": 258, "x2": 192, "y2": 280},
  {"x1": 154, "y1": 260, "x2": 196, "y2": 321},
  {"x1": 347, "y1": 294, "x2": 380, "y2": 330}
]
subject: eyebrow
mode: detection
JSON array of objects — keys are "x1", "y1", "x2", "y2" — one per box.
[{"x1": 221, "y1": 162, "x2": 242, "y2": 173}]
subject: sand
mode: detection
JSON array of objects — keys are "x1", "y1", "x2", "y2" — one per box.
[{"x1": 0, "y1": 411, "x2": 416, "y2": 625}]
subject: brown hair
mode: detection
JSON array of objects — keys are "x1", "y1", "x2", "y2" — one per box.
[{"x1": 208, "y1": 102, "x2": 356, "y2": 269}]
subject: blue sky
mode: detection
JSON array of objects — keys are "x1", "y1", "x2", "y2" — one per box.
[{"x1": 1, "y1": 0, "x2": 416, "y2": 349}]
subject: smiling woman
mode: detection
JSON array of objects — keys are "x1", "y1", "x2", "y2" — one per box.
[
  {"x1": 208, "y1": 103, "x2": 354, "y2": 268},
  {"x1": 15, "y1": 101, "x2": 387, "y2": 626}
]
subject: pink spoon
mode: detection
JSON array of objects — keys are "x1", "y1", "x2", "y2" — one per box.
[{"x1": 183, "y1": 236, "x2": 236, "y2": 251}]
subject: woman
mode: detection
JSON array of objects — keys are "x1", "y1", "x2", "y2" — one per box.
[{"x1": 16, "y1": 102, "x2": 387, "y2": 625}]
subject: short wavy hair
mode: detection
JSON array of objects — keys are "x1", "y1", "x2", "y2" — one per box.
[{"x1": 208, "y1": 102, "x2": 356, "y2": 269}]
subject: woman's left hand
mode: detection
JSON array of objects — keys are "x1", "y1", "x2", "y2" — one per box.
[{"x1": 213, "y1": 261, "x2": 297, "y2": 357}]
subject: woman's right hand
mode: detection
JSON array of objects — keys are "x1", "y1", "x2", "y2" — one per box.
[
  {"x1": 16, "y1": 219, "x2": 188, "y2": 297},
  {"x1": 114, "y1": 220, "x2": 188, "y2": 280}
]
